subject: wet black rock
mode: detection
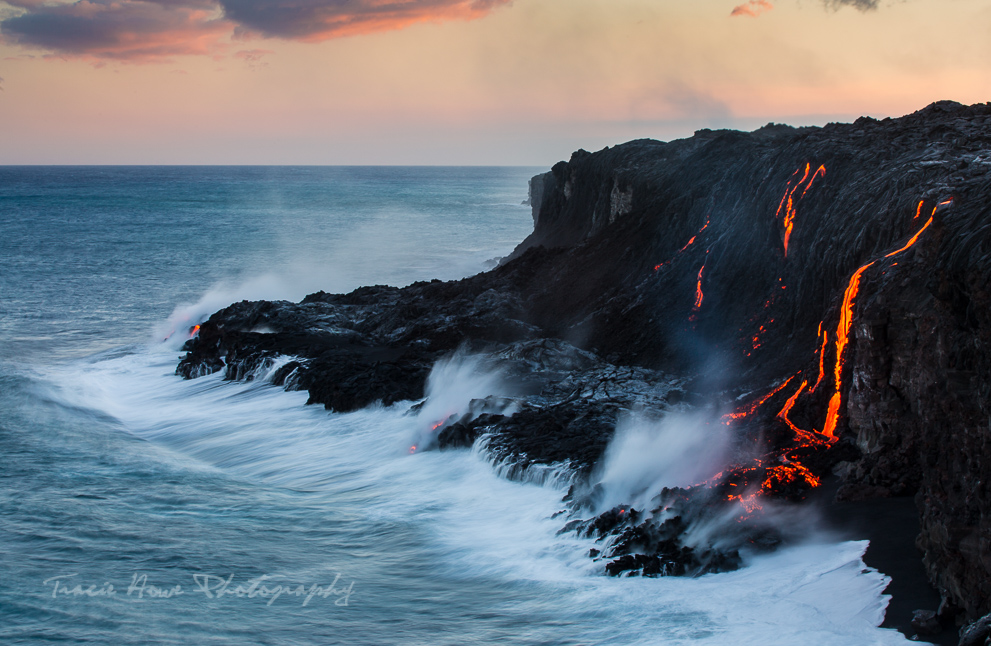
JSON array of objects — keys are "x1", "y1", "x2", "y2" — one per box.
[
  {"x1": 910, "y1": 609, "x2": 942, "y2": 636},
  {"x1": 959, "y1": 613, "x2": 991, "y2": 646}
]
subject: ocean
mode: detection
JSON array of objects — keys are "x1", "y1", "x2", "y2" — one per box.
[{"x1": 0, "y1": 166, "x2": 912, "y2": 645}]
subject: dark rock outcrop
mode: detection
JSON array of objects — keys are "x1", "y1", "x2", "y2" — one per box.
[{"x1": 178, "y1": 100, "x2": 991, "y2": 620}]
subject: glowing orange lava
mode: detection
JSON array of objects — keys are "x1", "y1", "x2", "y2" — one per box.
[
  {"x1": 654, "y1": 220, "x2": 710, "y2": 272},
  {"x1": 693, "y1": 262, "x2": 706, "y2": 310},
  {"x1": 821, "y1": 199, "x2": 944, "y2": 439},
  {"x1": 820, "y1": 259, "x2": 875, "y2": 439},
  {"x1": 680, "y1": 194, "x2": 949, "y2": 518},
  {"x1": 716, "y1": 195, "x2": 944, "y2": 513},
  {"x1": 776, "y1": 164, "x2": 826, "y2": 258},
  {"x1": 811, "y1": 325, "x2": 828, "y2": 393},
  {"x1": 777, "y1": 379, "x2": 809, "y2": 437},
  {"x1": 722, "y1": 376, "x2": 794, "y2": 424},
  {"x1": 189, "y1": 325, "x2": 201, "y2": 338}
]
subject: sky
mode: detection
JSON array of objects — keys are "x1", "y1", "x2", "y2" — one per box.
[{"x1": 0, "y1": 0, "x2": 989, "y2": 165}]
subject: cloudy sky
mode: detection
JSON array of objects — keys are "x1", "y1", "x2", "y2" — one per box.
[{"x1": 0, "y1": 0, "x2": 988, "y2": 164}]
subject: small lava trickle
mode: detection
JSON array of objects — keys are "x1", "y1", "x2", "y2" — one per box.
[{"x1": 653, "y1": 219, "x2": 710, "y2": 272}]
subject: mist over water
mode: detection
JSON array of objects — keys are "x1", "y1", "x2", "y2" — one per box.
[
  {"x1": 0, "y1": 167, "x2": 912, "y2": 645},
  {"x1": 595, "y1": 410, "x2": 731, "y2": 513}
]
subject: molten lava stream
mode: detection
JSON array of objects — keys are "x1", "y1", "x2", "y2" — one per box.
[
  {"x1": 810, "y1": 325, "x2": 828, "y2": 393},
  {"x1": 693, "y1": 261, "x2": 706, "y2": 310},
  {"x1": 721, "y1": 376, "x2": 794, "y2": 424},
  {"x1": 777, "y1": 379, "x2": 812, "y2": 439},
  {"x1": 776, "y1": 163, "x2": 826, "y2": 258},
  {"x1": 821, "y1": 199, "x2": 945, "y2": 439},
  {"x1": 653, "y1": 219, "x2": 709, "y2": 271}
]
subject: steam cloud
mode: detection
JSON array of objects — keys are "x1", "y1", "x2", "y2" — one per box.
[
  {"x1": 0, "y1": 0, "x2": 511, "y2": 61},
  {"x1": 409, "y1": 351, "x2": 511, "y2": 453},
  {"x1": 595, "y1": 410, "x2": 731, "y2": 512}
]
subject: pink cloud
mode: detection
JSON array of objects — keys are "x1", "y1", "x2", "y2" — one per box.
[
  {"x1": 0, "y1": 0, "x2": 512, "y2": 61},
  {"x1": 731, "y1": 0, "x2": 774, "y2": 17},
  {"x1": 225, "y1": 0, "x2": 512, "y2": 42}
]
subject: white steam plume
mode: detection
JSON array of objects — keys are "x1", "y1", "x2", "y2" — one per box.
[
  {"x1": 595, "y1": 409, "x2": 731, "y2": 512},
  {"x1": 408, "y1": 351, "x2": 513, "y2": 454}
]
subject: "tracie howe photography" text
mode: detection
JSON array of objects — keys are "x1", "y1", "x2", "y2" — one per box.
[{"x1": 42, "y1": 573, "x2": 355, "y2": 607}]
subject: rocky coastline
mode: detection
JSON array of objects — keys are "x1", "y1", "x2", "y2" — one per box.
[{"x1": 177, "y1": 101, "x2": 991, "y2": 643}]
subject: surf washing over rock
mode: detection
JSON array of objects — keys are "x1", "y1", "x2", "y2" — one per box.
[{"x1": 178, "y1": 101, "x2": 991, "y2": 640}]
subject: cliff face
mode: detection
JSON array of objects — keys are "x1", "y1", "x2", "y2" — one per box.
[
  {"x1": 178, "y1": 101, "x2": 991, "y2": 621},
  {"x1": 516, "y1": 101, "x2": 991, "y2": 619},
  {"x1": 846, "y1": 229, "x2": 991, "y2": 619}
]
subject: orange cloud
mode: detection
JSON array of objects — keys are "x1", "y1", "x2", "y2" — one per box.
[
  {"x1": 1, "y1": 0, "x2": 231, "y2": 61},
  {"x1": 731, "y1": 0, "x2": 774, "y2": 17},
  {"x1": 0, "y1": 0, "x2": 512, "y2": 61}
]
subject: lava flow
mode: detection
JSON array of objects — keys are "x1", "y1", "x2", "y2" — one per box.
[
  {"x1": 721, "y1": 376, "x2": 794, "y2": 424},
  {"x1": 693, "y1": 258, "x2": 707, "y2": 310},
  {"x1": 822, "y1": 198, "x2": 945, "y2": 438},
  {"x1": 775, "y1": 163, "x2": 826, "y2": 257},
  {"x1": 777, "y1": 379, "x2": 810, "y2": 438},
  {"x1": 653, "y1": 219, "x2": 709, "y2": 271},
  {"x1": 810, "y1": 324, "x2": 828, "y2": 393}
]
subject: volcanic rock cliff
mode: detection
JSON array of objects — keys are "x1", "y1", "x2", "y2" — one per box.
[{"x1": 178, "y1": 101, "x2": 991, "y2": 633}]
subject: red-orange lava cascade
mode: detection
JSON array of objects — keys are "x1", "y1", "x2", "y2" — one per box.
[
  {"x1": 715, "y1": 196, "x2": 944, "y2": 514},
  {"x1": 189, "y1": 325, "x2": 201, "y2": 338},
  {"x1": 721, "y1": 376, "x2": 794, "y2": 424},
  {"x1": 678, "y1": 219, "x2": 710, "y2": 254},
  {"x1": 751, "y1": 323, "x2": 769, "y2": 350},
  {"x1": 800, "y1": 165, "x2": 826, "y2": 199},
  {"x1": 821, "y1": 200, "x2": 944, "y2": 439},
  {"x1": 693, "y1": 261, "x2": 706, "y2": 310},
  {"x1": 821, "y1": 259, "x2": 875, "y2": 439},
  {"x1": 777, "y1": 379, "x2": 809, "y2": 437},
  {"x1": 811, "y1": 325, "x2": 828, "y2": 393},
  {"x1": 776, "y1": 163, "x2": 826, "y2": 258}
]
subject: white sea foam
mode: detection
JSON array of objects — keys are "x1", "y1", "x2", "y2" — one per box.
[{"x1": 34, "y1": 343, "x2": 914, "y2": 646}]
